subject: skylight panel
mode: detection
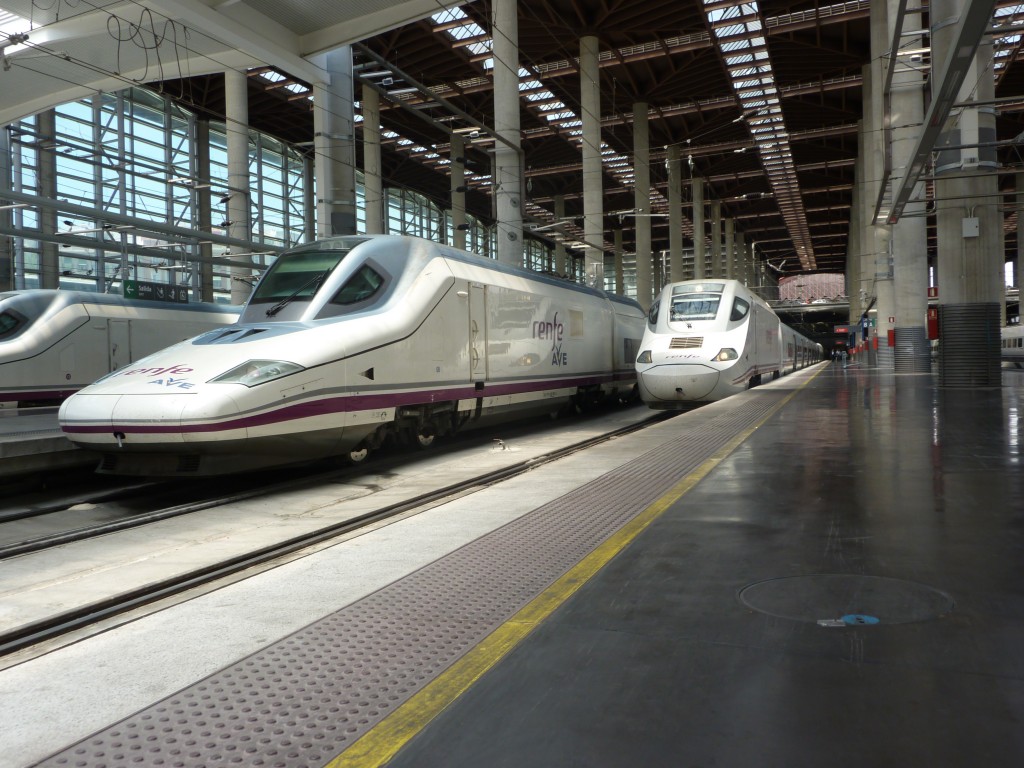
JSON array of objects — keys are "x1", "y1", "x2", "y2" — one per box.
[
  {"x1": 431, "y1": 7, "x2": 467, "y2": 24},
  {"x1": 706, "y1": 0, "x2": 815, "y2": 269},
  {"x1": 0, "y1": 9, "x2": 30, "y2": 35}
]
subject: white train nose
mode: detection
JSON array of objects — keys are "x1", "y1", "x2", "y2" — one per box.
[{"x1": 639, "y1": 364, "x2": 720, "y2": 401}]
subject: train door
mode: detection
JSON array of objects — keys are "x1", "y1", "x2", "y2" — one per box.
[
  {"x1": 469, "y1": 282, "x2": 487, "y2": 381},
  {"x1": 108, "y1": 319, "x2": 131, "y2": 372}
]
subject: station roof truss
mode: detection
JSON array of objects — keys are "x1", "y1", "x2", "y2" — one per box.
[{"x1": 3, "y1": 0, "x2": 1024, "y2": 278}]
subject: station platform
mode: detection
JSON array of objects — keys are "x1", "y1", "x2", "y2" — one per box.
[
  {"x1": 0, "y1": 407, "x2": 95, "y2": 481},
  {"x1": 3, "y1": 362, "x2": 1023, "y2": 767}
]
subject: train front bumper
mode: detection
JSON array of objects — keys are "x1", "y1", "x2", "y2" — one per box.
[
  {"x1": 58, "y1": 391, "x2": 248, "y2": 450},
  {"x1": 637, "y1": 363, "x2": 721, "y2": 403}
]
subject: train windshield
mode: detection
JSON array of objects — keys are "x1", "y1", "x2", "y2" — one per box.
[
  {"x1": 250, "y1": 240, "x2": 366, "y2": 314},
  {"x1": 669, "y1": 282, "x2": 725, "y2": 322},
  {"x1": 0, "y1": 309, "x2": 28, "y2": 341}
]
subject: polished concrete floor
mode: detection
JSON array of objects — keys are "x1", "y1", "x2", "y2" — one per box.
[
  {"x1": 12, "y1": 365, "x2": 1024, "y2": 768},
  {"x1": 389, "y1": 364, "x2": 1024, "y2": 767}
]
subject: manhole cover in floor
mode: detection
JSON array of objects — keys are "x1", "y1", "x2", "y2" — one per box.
[{"x1": 738, "y1": 574, "x2": 954, "y2": 625}]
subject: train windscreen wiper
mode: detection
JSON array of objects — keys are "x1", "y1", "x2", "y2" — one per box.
[{"x1": 265, "y1": 270, "x2": 330, "y2": 317}]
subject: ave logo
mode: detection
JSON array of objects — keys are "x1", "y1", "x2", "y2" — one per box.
[
  {"x1": 551, "y1": 342, "x2": 567, "y2": 367},
  {"x1": 148, "y1": 377, "x2": 195, "y2": 390},
  {"x1": 532, "y1": 312, "x2": 568, "y2": 367}
]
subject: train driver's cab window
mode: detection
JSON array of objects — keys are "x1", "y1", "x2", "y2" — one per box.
[
  {"x1": 330, "y1": 265, "x2": 384, "y2": 307},
  {"x1": 0, "y1": 310, "x2": 28, "y2": 341},
  {"x1": 648, "y1": 293, "x2": 661, "y2": 326},
  {"x1": 730, "y1": 297, "x2": 750, "y2": 322},
  {"x1": 669, "y1": 282, "x2": 724, "y2": 322},
  {"x1": 250, "y1": 237, "x2": 368, "y2": 318}
]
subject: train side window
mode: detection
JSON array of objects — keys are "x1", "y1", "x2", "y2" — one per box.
[
  {"x1": 648, "y1": 297, "x2": 660, "y2": 326},
  {"x1": 730, "y1": 297, "x2": 750, "y2": 321},
  {"x1": 0, "y1": 310, "x2": 28, "y2": 341},
  {"x1": 330, "y1": 265, "x2": 384, "y2": 307}
]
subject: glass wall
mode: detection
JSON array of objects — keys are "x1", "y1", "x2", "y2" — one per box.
[
  {"x1": 5, "y1": 85, "x2": 581, "y2": 299},
  {"x1": 6, "y1": 88, "x2": 309, "y2": 301}
]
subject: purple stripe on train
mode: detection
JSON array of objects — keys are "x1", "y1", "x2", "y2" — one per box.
[{"x1": 63, "y1": 372, "x2": 635, "y2": 434}]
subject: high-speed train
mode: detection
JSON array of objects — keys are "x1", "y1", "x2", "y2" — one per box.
[
  {"x1": 1002, "y1": 324, "x2": 1023, "y2": 367},
  {"x1": 635, "y1": 279, "x2": 822, "y2": 407},
  {"x1": 0, "y1": 290, "x2": 240, "y2": 408},
  {"x1": 58, "y1": 235, "x2": 646, "y2": 475}
]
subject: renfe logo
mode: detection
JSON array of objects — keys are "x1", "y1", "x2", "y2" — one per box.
[
  {"x1": 123, "y1": 364, "x2": 195, "y2": 377},
  {"x1": 532, "y1": 312, "x2": 568, "y2": 366}
]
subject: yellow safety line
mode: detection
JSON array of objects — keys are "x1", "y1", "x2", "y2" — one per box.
[{"x1": 328, "y1": 366, "x2": 825, "y2": 768}]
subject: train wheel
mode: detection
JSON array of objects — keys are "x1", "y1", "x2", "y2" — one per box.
[
  {"x1": 413, "y1": 427, "x2": 436, "y2": 449},
  {"x1": 348, "y1": 444, "x2": 370, "y2": 463}
]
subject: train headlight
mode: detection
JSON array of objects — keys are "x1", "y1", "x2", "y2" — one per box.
[
  {"x1": 713, "y1": 348, "x2": 738, "y2": 361},
  {"x1": 211, "y1": 359, "x2": 304, "y2": 387},
  {"x1": 636, "y1": 350, "x2": 653, "y2": 364}
]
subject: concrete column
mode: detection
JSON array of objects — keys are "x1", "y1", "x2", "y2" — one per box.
[
  {"x1": 0, "y1": 125, "x2": 11, "y2": 291},
  {"x1": 633, "y1": 101, "x2": 652, "y2": 308},
  {"x1": 313, "y1": 48, "x2": 357, "y2": 239},
  {"x1": 1016, "y1": 172, "x2": 1024, "y2": 292},
  {"x1": 860, "y1": 57, "x2": 893, "y2": 360},
  {"x1": 932, "y1": 0, "x2": 1002, "y2": 385},
  {"x1": 37, "y1": 110, "x2": 59, "y2": 289},
  {"x1": 492, "y1": 0, "x2": 523, "y2": 267},
  {"x1": 614, "y1": 228, "x2": 624, "y2": 294},
  {"x1": 195, "y1": 119, "x2": 214, "y2": 302},
  {"x1": 303, "y1": 154, "x2": 316, "y2": 240},
  {"x1": 867, "y1": 0, "x2": 894, "y2": 367},
  {"x1": 847, "y1": 122, "x2": 863, "y2": 325},
  {"x1": 736, "y1": 230, "x2": 746, "y2": 285},
  {"x1": 224, "y1": 70, "x2": 253, "y2": 304},
  {"x1": 710, "y1": 200, "x2": 722, "y2": 279},
  {"x1": 361, "y1": 84, "x2": 384, "y2": 235},
  {"x1": 668, "y1": 144, "x2": 683, "y2": 283},
  {"x1": 580, "y1": 35, "x2": 604, "y2": 285},
  {"x1": 724, "y1": 218, "x2": 735, "y2": 280},
  {"x1": 692, "y1": 176, "x2": 705, "y2": 279},
  {"x1": 888, "y1": 0, "x2": 930, "y2": 371},
  {"x1": 450, "y1": 133, "x2": 466, "y2": 249},
  {"x1": 553, "y1": 194, "x2": 568, "y2": 275}
]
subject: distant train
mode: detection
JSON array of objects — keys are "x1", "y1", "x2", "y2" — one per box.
[
  {"x1": 0, "y1": 290, "x2": 240, "y2": 408},
  {"x1": 58, "y1": 235, "x2": 646, "y2": 475},
  {"x1": 635, "y1": 279, "x2": 822, "y2": 407},
  {"x1": 1003, "y1": 324, "x2": 1023, "y2": 367}
]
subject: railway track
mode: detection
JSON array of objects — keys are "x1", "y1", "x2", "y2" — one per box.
[{"x1": 0, "y1": 409, "x2": 669, "y2": 657}]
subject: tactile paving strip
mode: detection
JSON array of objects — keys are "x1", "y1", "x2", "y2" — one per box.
[{"x1": 40, "y1": 389, "x2": 789, "y2": 768}]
